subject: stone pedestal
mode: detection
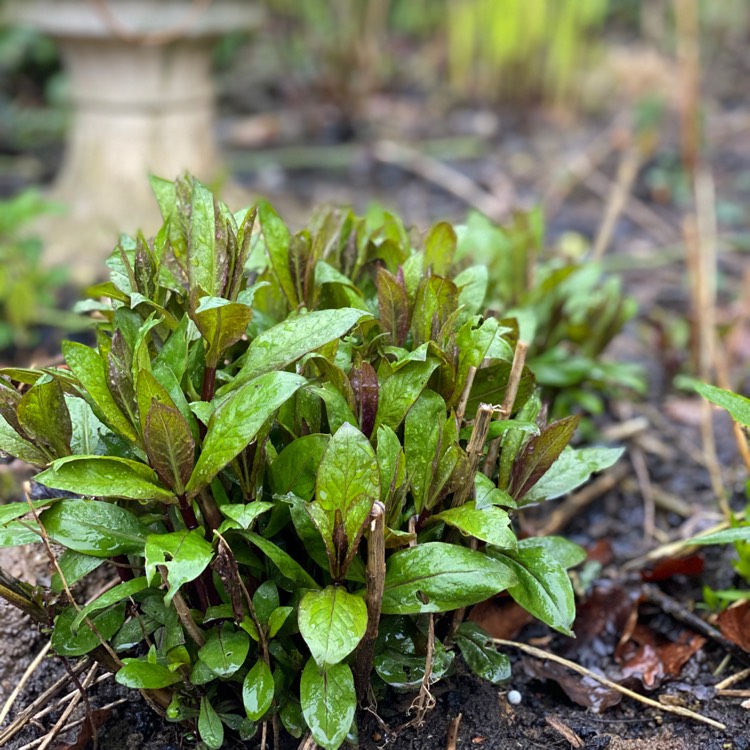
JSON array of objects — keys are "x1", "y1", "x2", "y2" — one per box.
[{"x1": 4, "y1": 0, "x2": 261, "y2": 279}]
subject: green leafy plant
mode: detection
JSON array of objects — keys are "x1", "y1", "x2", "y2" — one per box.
[
  {"x1": 0, "y1": 189, "x2": 85, "y2": 352},
  {"x1": 682, "y1": 382, "x2": 750, "y2": 608},
  {"x1": 0, "y1": 176, "x2": 621, "y2": 749}
]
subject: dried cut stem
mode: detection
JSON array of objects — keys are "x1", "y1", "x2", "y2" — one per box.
[
  {"x1": 355, "y1": 502, "x2": 386, "y2": 704},
  {"x1": 483, "y1": 340, "x2": 528, "y2": 477},
  {"x1": 158, "y1": 566, "x2": 206, "y2": 648},
  {"x1": 450, "y1": 403, "x2": 497, "y2": 509},
  {"x1": 455, "y1": 365, "x2": 477, "y2": 425},
  {"x1": 493, "y1": 638, "x2": 726, "y2": 730},
  {"x1": 446, "y1": 712, "x2": 462, "y2": 750},
  {"x1": 407, "y1": 615, "x2": 436, "y2": 727}
]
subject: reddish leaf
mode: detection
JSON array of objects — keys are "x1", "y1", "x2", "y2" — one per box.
[
  {"x1": 717, "y1": 601, "x2": 750, "y2": 652},
  {"x1": 376, "y1": 267, "x2": 409, "y2": 346},
  {"x1": 469, "y1": 598, "x2": 534, "y2": 641},
  {"x1": 349, "y1": 362, "x2": 379, "y2": 438},
  {"x1": 641, "y1": 554, "x2": 704, "y2": 582}
]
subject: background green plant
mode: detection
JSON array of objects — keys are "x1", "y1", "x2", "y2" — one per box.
[{"x1": 0, "y1": 176, "x2": 622, "y2": 749}]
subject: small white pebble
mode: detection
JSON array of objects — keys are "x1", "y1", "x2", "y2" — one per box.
[{"x1": 507, "y1": 690, "x2": 522, "y2": 705}]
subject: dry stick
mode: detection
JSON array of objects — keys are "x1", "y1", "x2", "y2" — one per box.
[
  {"x1": 159, "y1": 566, "x2": 206, "y2": 647},
  {"x1": 29, "y1": 673, "x2": 112, "y2": 726},
  {"x1": 297, "y1": 732, "x2": 316, "y2": 750},
  {"x1": 716, "y1": 689, "x2": 750, "y2": 698},
  {"x1": 641, "y1": 584, "x2": 750, "y2": 668},
  {"x1": 493, "y1": 639, "x2": 726, "y2": 730},
  {"x1": 545, "y1": 716, "x2": 584, "y2": 749},
  {"x1": 591, "y1": 145, "x2": 642, "y2": 261},
  {"x1": 536, "y1": 462, "x2": 629, "y2": 537},
  {"x1": 372, "y1": 140, "x2": 509, "y2": 222},
  {"x1": 0, "y1": 641, "x2": 51, "y2": 726},
  {"x1": 408, "y1": 615, "x2": 436, "y2": 727},
  {"x1": 455, "y1": 365, "x2": 477, "y2": 426},
  {"x1": 483, "y1": 340, "x2": 528, "y2": 478},
  {"x1": 36, "y1": 662, "x2": 98, "y2": 750},
  {"x1": 629, "y1": 446, "x2": 656, "y2": 547},
  {"x1": 355, "y1": 502, "x2": 386, "y2": 704},
  {"x1": 714, "y1": 340, "x2": 750, "y2": 473},
  {"x1": 716, "y1": 667, "x2": 750, "y2": 691},
  {"x1": 446, "y1": 712, "x2": 463, "y2": 750}
]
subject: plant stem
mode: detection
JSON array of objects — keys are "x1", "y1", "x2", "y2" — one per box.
[
  {"x1": 178, "y1": 494, "x2": 221, "y2": 608},
  {"x1": 111, "y1": 555, "x2": 135, "y2": 582},
  {"x1": 355, "y1": 502, "x2": 385, "y2": 703}
]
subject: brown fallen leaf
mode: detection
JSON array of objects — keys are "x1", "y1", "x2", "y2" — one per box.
[
  {"x1": 469, "y1": 599, "x2": 534, "y2": 641},
  {"x1": 717, "y1": 601, "x2": 750, "y2": 652}
]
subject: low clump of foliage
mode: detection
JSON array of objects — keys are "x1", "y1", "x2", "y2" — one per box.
[
  {"x1": 0, "y1": 176, "x2": 621, "y2": 749},
  {"x1": 0, "y1": 189, "x2": 84, "y2": 352},
  {"x1": 683, "y1": 382, "x2": 750, "y2": 608}
]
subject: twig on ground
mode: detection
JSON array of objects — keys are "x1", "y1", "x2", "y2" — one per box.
[
  {"x1": 716, "y1": 689, "x2": 750, "y2": 698},
  {"x1": 446, "y1": 712, "x2": 462, "y2": 750},
  {"x1": 536, "y1": 462, "x2": 629, "y2": 536},
  {"x1": 592, "y1": 145, "x2": 642, "y2": 261},
  {"x1": 629, "y1": 446, "x2": 656, "y2": 547},
  {"x1": 545, "y1": 716, "x2": 584, "y2": 748},
  {"x1": 600, "y1": 416, "x2": 649, "y2": 442},
  {"x1": 641, "y1": 584, "x2": 750, "y2": 668},
  {"x1": 493, "y1": 638, "x2": 726, "y2": 730},
  {"x1": 297, "y1": 732, "x2": 316, "y2": 750},
  {"x1": 716, "y1": 667, "x2": 750, "y2": 691},
  {"x1": 373, "y1": 140, "x2": 509, "y2": 221},
  {"x1": 0, "y1": 641, "x2": 51, "y2": 726}
]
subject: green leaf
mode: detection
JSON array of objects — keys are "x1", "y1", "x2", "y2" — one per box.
[
  {"x1": 433, "y1": 502, "x2": 516, "y2": 549},
  {"x1": 243, "y1": 659, "x2": 275, "y2": 721},
  {"x1": 198, "y1": 625, "x2": 250, "y2": 677},
  {"x1": 240, "y1": 531, "x2": 320, "y2": 590},
  {"x1": 300, "y1": 659, "x2": 356, "y2": 750},
  {"x1": 228, "y1": 308, "x2": 369, "y2": 391},
  {"x1": 518, "y1": 536, "x2": 587, "y2": 569},
  {"x1": 688, "y1": 526, "x2": 750, "y2": 545},
  {"x1": 374, "y1": 358, "x2": 439, "y2": 432},
  {"x1": 474, "y1": 473, "x2": 516, "y2": 509},
  {"x1": 404, "y1": 390, "x2": 445, "y2": 512},
  {"x1": 0, "y1": 414, "x2": 48, "y2": 465},
  {"x1": 116, "y1": 658, "x2": 182, "y2": 689},
  {"x1": 194, "y1": 296, "x2": 253, "y2": 367},
  {"x1": 489, "y1": 546, "x2": 576, "y2": 636},
  {"x1": 252, "y1": 580, "x2": 280, "y2": 624},
  {"x1": 381, "y1": 542, "x2": 517, "y2": 614},
  {"x1": 376, "y1": 267, "x2": 409, "y2": 346},
  {"x1": 692, "y1": 381, "x2": 750, "y2": 427},
  {"x1": 0, "y1": 521, "x2": 40, "y2": 547},
  {"x1": 269, "y1": 434, "x2": 329, "y2": 501},
  {"x1": 144, "y1": 400, "x2": 195, "y2": 494},
  {"x1": 51, "y1": 550, "x2": 103, "y2": 593},
  {"x1": 521, "y1": 446, "x2": 623, "y2": 505},
  {"x1": 17, "y1": 377, "x2": 71, "y2": 458},
  {"x1": 188, "y1": 372, "x2": 306, "y2": 493},
  {"x1": 199, "y1": 696, "x2": 224, "y2": 750},
  {"x1": 62, "y1": 341, "x2": 140, "y2": 444},
  {"x1": 72, "y1": 576, "x2": 149, "y2": 631},
  {"x1": 376, "y1": 424, "x2": 406, "y2": 512},
  {"x1": 189, "y1": 180, "x2": 225, "y2": 297},
  {"x1": 509, "y1": 416, "x2": 579, "y2": 501},
  {"x1": 40, "y1": 499, "x2": 147, "y2": 557},
  {"x1": 258, "y1": 199, "x2": 298, "y2": 308},
  {"x1": 464, "y1": 361, "x2": 535, "y2": 417},
  {"x1": 36, "y1": 455, "x2": 175, "y2": 502},
  {"x1": 298, "y1": 586, "x2": 368, "y2": 667},
  {"x1": 411, "y1": 275, "x2": 458, "y2": 348},
  {"x1": 144, "y1": 529, "x2": 214, "y2": 604},
  {"x1": 218, "y1": 502, "x2": 274, "y2": 531},
  {"x1": 66, "y1": 396, "x2": 107, "y2": 455},
  {"x1": 268, "y1": 606, "x2": 293, "y2": 637},
  {"x1": 454, "y1": 265, "x2": 488, "y2": 320},
  {"x1": 52, "y1": 603, "x2": 126, "y2": 656},
  {"x1": 312, "y1": 422, "x2": 379, "y2": 562},
  {"x1": 456, "y1": 623, "x2": 510, "y2": 684},
  {"x1": 424, "y1": 222, "x2": 457, "y2": 276}
]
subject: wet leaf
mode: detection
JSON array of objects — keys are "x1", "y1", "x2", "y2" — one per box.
[
  {"x1": 218, "y1": 502, "x2": 274, "y2": 531},
  {"x1": 258, "y1": 199, "x2": 298, "y2": 308},
  {"x1": 144, "y1": 529, "x2": 214, "y2": 604},
  {"x1": 198, "y1": 625, "x2": 250, "y2": 677},
  {"x1": 240, "y1": 531, "x2": 320, "y2": 590},
  {"x1": 72, "y1": 576, "x2": 149, "y2": 631},
  {"x1": 424, "y1": 222, "x2": 456, "y2": 276},
  {"x1": 144, "y1": 401, "x2": 195, "y2": 494},
  {"x1": 117, "y1": 655, "x2": 182, "y2": 689},
  {"x1": 17, "y1": 377, "x2": 71, "y2": 458},
  {"x1": 193, "y1": 296, "x2": 253, "y2": 367},
  {"x1": 404, "y1": 389, "x2": 444, "y2": 513},
  {"x1": 300, "y1": 659, "x2": 355, "y2": 750},
  {"x1": 298, "y1": 585, "x2": 368, "y2": 667},
  {"x1": 349, "y1": 361, "x2": 378, "y2": 438},
  {"x1": 381, "y1": 542, "x2": 517, "y2": 614},
  {"x1": 36, "y1": 455, "x2": 175, "y2": 502},
  {"x1": 243, "y1": 659, "x2": 275, "y2": 721},
  {"x1": 188, "y1": 371, "x2": 306, "y2": 492},
  {"x1": 40, "y1": 499, "x2": 147, "y2": 557},
  {"x1": 374, "y1": 358, "x2": 439, "y2": 432},
  {"x1": 0, "y1": 414, "x2": 48, "y2": 465},
  {"x1": 509, "y1": 416, "x2": 579, "y2": 501},
  {"x1": 691, "y1": 381, "x2": 750, "y2": 427},
  {"x1": 53, "y1": 603, "x2": 126, "y2": 656},
  {"x1": 198, "y1": 696, "x2": 224, "y2": 750},
  {"x1": 376, "y1": 267, "x2": 409, "y2": 346},
  {"x1": 433, "y1": 502, "x2": 516, "y2": 549},
  {"x1": 269, "y1": 434, "x2": 329, "y2": 501},
  {"x1": 456, "y1": 623, "x2": 511, "y2": 684}
]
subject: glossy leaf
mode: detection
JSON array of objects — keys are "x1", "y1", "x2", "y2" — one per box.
[
  {"x1": 298, "y1": 586, "x2": 368, "y2": 667},
  {"x1": 489, "y1": 545, "x2": 576, "y2": 636},
  {"x1": 228, "y1": 308, "x2": 369, "y2": 391},
  {"x1": 300, "y1": 659, "x2": 356, "y2": 750},
  {"x1": 376, "y1": 267, "x2": 409, "y2": 346},
  {"x1": 404, "y1": 389, "x2": 444, "y2": 512},
  {"x1": 218, "y1": 502, "x2": 274, "y2": 531},
  {"x1": 519, "y1": 536, "x2": 587, "y2": 569},
  {"x1": 62, "y1": 341, "x2": 139, "y2": 444},
  {"x1": 456, "y1": 623, "x2": 510, "y2": 684},
  {"x1": 198, "y1": 625, "x2": 250, "y2": 677},
  {"x1": 193, "y1": 296, "x2": 253, "y2": 367},
  {"x1": 72, "y1": 576, "x2": 149, "y2": 631},
  {"x1": 521, "y1": 446, "x2": 623, "y2": 505},
  {"x1": 116, "y1": 658, "x2": 182, "y2": 689},
  {"x1": 381, "y1": 542, "x2": 517, "y2": 614},
  {"x1": 199, "y1": 696, "x2": 224, "y2": 750},
  {"x1": 269, "y1": 434, "x2": 329, "y2": 501},
  {"x1": 144, "y1": 529, "x2": 214, "y2": 604},
  {"x1": 40, "y1": 499, "x2": 146, "y2": 557},
  {"x1": 313, "y1": 422, "x2": 379, "y2": 563},
  {"x1": 51, "y1": 550, "x2": 102, "y2": 593},
  {"x1": 52, "y1": 603, "x2": 126, "y2": 656},
  {"x1": 144, "y1": 400, "x2": 195, "y2": 494},
  {"x1": 258, "y1": 199, "x2": 298, "y2": 308},
  {"x1": 17, "y1": 377, "x2": 71, "y2": 458},
  {"x1": 373, "y1": 358, "x2": 439, "y2": 432},
  {"x1": 188, "y1": 371, "x2": 306, "y2": 493},
  {"x1": 474, "y1": 473, "x2": 516, "y2": 509},
  {"x1": 0, "y1": 414, "x2": 48, "y2": 465},
  {"x1": 241, "y1": 531, "x2": 320, "y2": 590},
  {"x1": 188, "y1": 180, "x2": 225, "y2": 297},
  {"x1": 36, "y1": 455, "x2": 175, "y2": 502},
  {"x1": 243, "y1": 659, "x2": 275, "y2": 721},
  {"x1": 509, "y1": 416, "x2": 580, "y2": 501},
  {"x1": 433, "y1": 502, "x2": 516, "y2": 549},
  {"x1": 692, "y1": 381, "x2": 750, "y2": 427}
]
